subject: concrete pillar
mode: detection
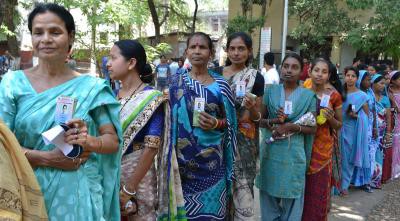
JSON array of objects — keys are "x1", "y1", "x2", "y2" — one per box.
[{"x1": 330, "y1": 36, "x2": 341, "y2": 66}]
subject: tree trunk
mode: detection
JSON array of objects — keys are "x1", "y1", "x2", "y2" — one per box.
[
  {"x1": 147, "y1": 0, "x2": 161, "y2": 44},
  {"x1": 118, "y1": 24, "x2": 132, "y2": 40},
  {"x1": 3, "y1": 0, "x2": 19, "y2": 56},
  {"x1": 191, "y1": 0, "x2": 198, "y2": 33}
]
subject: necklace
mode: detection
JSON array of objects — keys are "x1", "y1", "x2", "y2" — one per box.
[
  {"x1": 190, "y1": 71, "x2": 211, "y2": 85},
  {"x1": 119, "y1": 82, "x2": 144, "y2": 111}
]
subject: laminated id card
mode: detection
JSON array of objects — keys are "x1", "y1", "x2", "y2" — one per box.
[
  {"x1": 236, "y1": 81, "x2": 246, "y2": 98},
  {"x1": 55, "y1": 96, "x2": 76, "y2": 124},
  {"x1": 351, "y1": 104, "x2": 356, "y2": 112},
  {"x1": 193, "y1": 98, "x2": 205, "y2": 127},
  {"x1": 284, "y1": 101, "x2": 293, "y2": 115},
  {"x1": 320, "y1": 94, "x2": 330, "y2": 108}
]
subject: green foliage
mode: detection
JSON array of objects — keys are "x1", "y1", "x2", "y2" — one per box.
[
  {"x1": 0, "y1": 25, "x2": 15, "y2": 37},
  {"x1": 289, "y1": 0, "x2": 358, "y2": 57},
  {"x1": 142, "y1": 42, "x2": 173, "y2": 63},
  {"x1": 346, "y1": 0, "x2": 400, "y2": 58},
  {"x1": 226, "y1": 16, "x2": 265, "y2": 37}
]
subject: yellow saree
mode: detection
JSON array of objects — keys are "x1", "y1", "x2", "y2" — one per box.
[{"x1": 0, "y1": 120, "x2": 48, "y2": 221}]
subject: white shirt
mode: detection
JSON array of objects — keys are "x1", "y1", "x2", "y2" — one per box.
[{"x1": 261, "y1": 67, "x2": 280, "y2": 85}]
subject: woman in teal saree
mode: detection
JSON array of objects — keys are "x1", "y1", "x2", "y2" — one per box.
[
  {"x1": 0, "y1": 4, "x2": 121, "y2": 220},
  {"x1": 257, "y1": 53, "x2": 317, "y2": 221}
]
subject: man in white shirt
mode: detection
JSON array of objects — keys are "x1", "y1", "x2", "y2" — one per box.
[{"x1": 261, "y1": 52, "x2": 280, "y2": 86}]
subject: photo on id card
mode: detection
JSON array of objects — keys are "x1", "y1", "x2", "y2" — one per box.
[
  {"x1": 55, "y1": 96, "x2": 76, "y2": 124},
  {"x1": 193, "y1": 98, "x2": 205, "y2": 127}
]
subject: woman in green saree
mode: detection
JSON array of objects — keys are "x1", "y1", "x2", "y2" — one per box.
[
  {"x1": 257, "y1": 53, "x2": 317, "y2": 221},
  {"x1": 0, "y1": 3, "x2": 121, "y2": 220}
]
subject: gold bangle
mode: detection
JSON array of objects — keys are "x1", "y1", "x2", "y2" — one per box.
[
  {"x1": 23, "y1": 149, "x2": 29, "y2": 156},
  {"x1": 98, "y1": 136, "x2": 103, "y2": 151},
  {"x1": 252, "y1": 112, "x2": 262, "y2": 122},
  {"x1": 211, "y1": 117, "x2": 219, "y2": 130}
]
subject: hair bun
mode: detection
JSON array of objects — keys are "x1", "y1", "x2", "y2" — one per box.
[{"x1": 140, "y1": 64, "x2": 153, "y2": 83}]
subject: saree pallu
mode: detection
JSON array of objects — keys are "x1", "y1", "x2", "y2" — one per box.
[
  {"x1": 256, "y1": 84, "x2": 316, "y2": 199},
  {"x1": 170, "y1": 70, "x2": 237, "y2": 220},
  {"x1": 0, "y1": 71, "x2": 122, "y2": 220},
  {"x1": 340, "y1": 91, "x2": 370, "y2": 190},
  {"x1": 119, "y1": 88, "x2": 186, "y2": 221},
  {"x1": 392, "y1": 93, "x2": 400, "y2": 179},
  {"x1": 0, "y1": 120, "x2": 48, "y2": 221},
  {"x1": 225, "y1": 67, "x2": 259, "y2": 220}
]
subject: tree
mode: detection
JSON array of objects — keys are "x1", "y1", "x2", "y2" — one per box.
[
  {"x1": 346, "y1": 0, "x2": 400, "y2": 60},
  {"x1": 0, "y1": 0, "x2": 19, "y2": 56},
  {"x1": 288, "y1": 0, "x2": 358, "y2": 57}
]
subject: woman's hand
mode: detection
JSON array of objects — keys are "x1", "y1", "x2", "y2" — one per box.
[
  {"x1": 348, "y1": 111, "x2": 358, "y2": 119},
  {"x1": 119, "y1": 188, "x2": 137, "y2": 216},
  {"x1": 322, "y1": 107, "x2": 335, "y2": 121},
  {"x1": 271, "y1": 123, "x2": 295, "y2": 138},
  {"x1": 65, "y1": 119, "x2": 91, "y2": 149},
  {"x1": 44, "y1": 148, "x2": 89, "y2": 170},
  {"x1": 199, "y1": 112, "x2": 217, "y2": 130},
  {"x1": 276, "y1": 108, "x2": 287, "y2": 123},
  {"x1": 243, "y1": 94, "x2": 257, "y2": 110}
]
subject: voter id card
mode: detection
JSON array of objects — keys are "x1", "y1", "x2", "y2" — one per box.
[
  {"x1": 55, "y1": 96, "x2": 76, "y2": 124},
  {"x1": 236, "y1": 81, "x2": 246, "y2": 98},
  {"x1": 284, "y1": 101, "x2": 293, "y2": 115},
  {"x1": 320, "y1": 94, "x2": 330, "y2": 108},
  {"x1": 193, "y1": 98, "x2": 205, "y2": 127}
]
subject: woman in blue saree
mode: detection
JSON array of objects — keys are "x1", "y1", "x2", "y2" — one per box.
[
  {"x1": 369, "y1": 74, "x2": 392, "y2": 187},
  {"x1": 0, "y1": 4, "x2": 121, "y2": 220},
  {"x1": 169, "y1": 32, "x2": 237, "y2": 220},
  {"x1": 340, "y1": 67, "x2": 370, "y2": 194}
]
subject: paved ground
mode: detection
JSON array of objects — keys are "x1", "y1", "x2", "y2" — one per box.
[{"x1": 253, "y1": 178, "x2": 400, "y2": 221}]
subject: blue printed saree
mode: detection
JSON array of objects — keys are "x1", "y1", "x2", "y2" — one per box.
[{"x1": 169, "y1": 70, "x2": 237, "y2": 220}]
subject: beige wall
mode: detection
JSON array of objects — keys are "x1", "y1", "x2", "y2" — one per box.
[{"x1": 228, "y1": 0, "x2": 374, "y2": 66}]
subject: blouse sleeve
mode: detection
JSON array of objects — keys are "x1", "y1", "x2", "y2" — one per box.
[
  {"x1": 0, "y1": 73, "x2": 17, "y2": 130},
  {"x1": 90, "y1": 105, "x2": 113, "y2": 127},
  {"x1": 143, "y1": 105, "x2": 165, "y2": 137},
  {"x1": 331, "y1": 91, "x2": 343, "y2": 110},
  {"x1": 251, "y1": 72, "x2": 265, "y2": 97}
]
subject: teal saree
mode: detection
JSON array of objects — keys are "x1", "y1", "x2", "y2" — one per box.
[{"x1": 0, "y1": 71, "x2": 122, "y2": 220}]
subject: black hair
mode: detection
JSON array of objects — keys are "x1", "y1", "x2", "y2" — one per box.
[
  {"x1": 264, "y1": 52, "x2": 275, "y2": 66},
  {"x1": 160, "y1": 55, "x2": 166, "y2": 59},
  {"x1": 186, "y1": 32, "x2": 214, "y2": 53},
  {"x1": 353, "y1": 57, "x2": 360, "y2": 64},
  {"x1": 357, "y1": 63, "x2": 368, "y2": 71},
  {"x1": 310, "y1": 58, "x2": 329, "y2": 73},
  {"x1": 342, "y1": 66, "x2": 359, "y2": 101},
  {"x1": 114, "y1": 40, "x2": 153, "y2": 84},
  {"x1": 369, "y1": 64, "x2": 380, "y2": 72},
  {"x1": 28, "y1": 3, "x2": 75, "y2": 51},
  {"x1": 391, "y1": 71, "x2": 400, "y2": 83},
  {"x1": 328, "y1": 62, "x2": 343, "y2": 96},
  {"x1": 282, "y1": 53, "x2": 304, "y2": 70},
  {"x1": 225, "y1": 32, "x2": 253, "y2": 66}
]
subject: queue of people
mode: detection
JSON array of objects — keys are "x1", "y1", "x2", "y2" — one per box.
[{"x1": 1, "y1": 3, "x2": 400, "y2": 221}]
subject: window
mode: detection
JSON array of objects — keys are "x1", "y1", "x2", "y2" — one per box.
[{"x1": 211, "y1": 18, "x2": 219, "y2": 32}]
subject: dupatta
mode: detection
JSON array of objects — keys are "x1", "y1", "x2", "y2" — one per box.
[{"x1": 0, "y1": 120, "x2": 48, "y2": 221}]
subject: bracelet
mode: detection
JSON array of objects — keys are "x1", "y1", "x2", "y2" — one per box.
[
  {"x1": 217, "y1": 119, "x2": 227, "y2": 129},
  {"x1": 98, "y1": 136, "x2": 103, "y2": 151},
  {"x1": 297, "y1": 124, "x2": 302, "y2": 133},
  {"x1": 122, "y1": 185, "x2": 136, "y2": 197},
  {"x1": 211, "y1": 117, "x2": 219, "y2": 130},
  {"x1": 23, "y1": 149, "x2": 29, "y2": 156},
  {"x1": 252, "y1": 112, "x2": 262, "y2": 122}
]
